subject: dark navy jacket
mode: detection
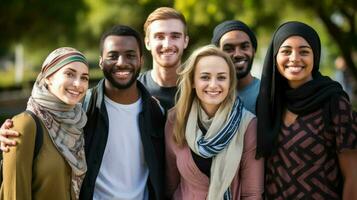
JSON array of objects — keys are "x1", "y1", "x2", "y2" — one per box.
[{"x1": 79, "y1": 79, "x2": 165, "y2": 200}]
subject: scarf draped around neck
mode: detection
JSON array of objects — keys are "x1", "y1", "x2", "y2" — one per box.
[
  {"x1": 186, "y1": 96, "x2": 244, "y2": 200},
  {"x1": 256, "y1": 21, "x2": 349, "y2": 158},
  {"x1": 26, "y1": 47, "x2": 88, "y2": 199}
]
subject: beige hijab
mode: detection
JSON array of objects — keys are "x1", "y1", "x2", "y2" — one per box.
[{"x1": 26, "y1": 47, "x2": 88, "y2": 199}]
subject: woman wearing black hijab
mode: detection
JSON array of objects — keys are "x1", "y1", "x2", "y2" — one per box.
[{"x1": 256, "y1": 21, "x2": 357, "y2": 199}]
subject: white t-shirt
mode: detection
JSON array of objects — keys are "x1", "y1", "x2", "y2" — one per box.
[{"x1": 93, "y1": 96, "x2": 149, "y2": 200}]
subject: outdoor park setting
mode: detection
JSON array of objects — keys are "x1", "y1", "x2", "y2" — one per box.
[{"x1": 1, "y1": 0, "x2": 356, "y2": 123}]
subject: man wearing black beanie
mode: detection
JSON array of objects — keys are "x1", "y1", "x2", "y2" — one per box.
[{"x1": 212, "y1": 20, "x2": 260, "y2": 114}]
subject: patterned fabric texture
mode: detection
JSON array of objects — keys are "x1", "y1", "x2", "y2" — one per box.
[{"x1": 265, "y1": 97, "x2": 357, "y2": 199}]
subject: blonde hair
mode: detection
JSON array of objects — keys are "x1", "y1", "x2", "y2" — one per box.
[
  {"x1": 143, "y1": 7, "x2": 187, "y2": 37},
  {"x1": 174, "y1": 45, "x2": 237, "y2": 146}
]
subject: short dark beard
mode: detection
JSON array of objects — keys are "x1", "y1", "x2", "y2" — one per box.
[{"x1": 236, "y1": 59, "x2": 253, "y2": 79}]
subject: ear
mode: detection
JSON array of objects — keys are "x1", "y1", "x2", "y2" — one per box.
[
  {"x1": 99, "y1": 56, "x2": 103, "y2": 70},
  {"x1": 145, "y1": 36, "x2": 151, "y2": 51},
  {"x1": 184, "y1": 35, "x2": 189, "y2": 49}
]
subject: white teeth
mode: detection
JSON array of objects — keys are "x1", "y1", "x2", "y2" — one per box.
[
  {"x1": 117, "y1": 71, "x2": 130, "y2": 75},
  {"x1": 206, "y1": 91, "x2": 220, "y2": 95},
  {"x1": 286, "y1": 66, "x2": 303, "y2": 73},
  {"x1": 67, "y1": 90, "x2": 80, "y2": 95}
]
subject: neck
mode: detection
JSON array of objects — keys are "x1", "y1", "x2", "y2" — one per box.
[
  {"x1": 104, "y1": 80, "x2": 140, "y2": 104},
  {"x1": 151, "y1": 62, "x2": 178, "y2": 87},
  {"x1": 237, "y1": 73, "x2": 254, "y2": 91}
]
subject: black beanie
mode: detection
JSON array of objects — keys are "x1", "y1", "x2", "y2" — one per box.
[{"x1": 211, "y1": 20, "x2": 257, "y2": 50}]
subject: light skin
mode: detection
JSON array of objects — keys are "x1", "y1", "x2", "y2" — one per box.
[
  {"x1": 278, "y1": 36, "x2": 357, "y2": 200},
  {"x1": 219, "y1": 30, "x2": 255, "y2": 90},
  {"x1": 100, "y1": 35, "x2": 143, "y2": 104},
  {"x1": 0, "y1": 62, "x2": 90, "y2": 151},
  {"x1": 145, "y1": 19, "x2": 189, "y2": 87},
  {"x1": 193, "y1": 56, "x2": 230, "y2": 118},
  {"x1": 46, "y1": 62, "x2": 89, "y2": 107},
  {"x1": 277, "y1": 36, "x2": 314, "y2": 126},
  {"x1": 276, "y1": 36, "x2": 314, "y2": 89},
  {"x1": 0, "y1": 35, "x2": 144, "y2": 151}
]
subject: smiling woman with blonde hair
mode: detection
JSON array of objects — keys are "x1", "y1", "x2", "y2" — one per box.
[
  {"x1": 165, "y1": 45, "x2": 264, "y2": 200},
  {"x1": 0, "y1": 47, "x2": 89, "y2": 200}
]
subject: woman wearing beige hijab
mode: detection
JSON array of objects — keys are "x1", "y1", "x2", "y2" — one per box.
[{"x1": 0, "y1": 47, "x2": 89, "y2": 200}]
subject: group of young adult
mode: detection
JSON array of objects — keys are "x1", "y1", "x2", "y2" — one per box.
[{"x1": 0, "y1": 6, "x2": 356, "y2": 200}]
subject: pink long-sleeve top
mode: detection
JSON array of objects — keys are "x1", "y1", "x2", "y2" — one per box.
[{"x1": 165, "y1": 110, "x2": 264, "y2": 200}]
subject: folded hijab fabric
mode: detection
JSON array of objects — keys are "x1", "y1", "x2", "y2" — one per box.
[
  {"x1": 256, "y1": 21, "x2": 349, "y2": 158},
  {"x1": 26, "y1": 47, "x2": 88, "y2": 199}
]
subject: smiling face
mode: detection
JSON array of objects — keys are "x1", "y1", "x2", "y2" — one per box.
[
  {"x1": 276, "y1": 36, "x2": 314, "y2": 88},
  {"x1": 219, "y1": 30, "x2": 255, "y2": 79},
  {"x1": 46, "y1": 62, "x2": 89, "y2": 106},
  {"x1": 145, "y1": 19, "x2": 188, "y2": 69},
  {"x1": 194, "y1": 55, "x2": 230, "y2": 117},
  {"x1": 100, "y1": 35, "x2": 142, "y2": 90}
]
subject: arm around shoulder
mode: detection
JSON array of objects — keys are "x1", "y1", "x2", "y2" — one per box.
[{"x1": 1, "y1": 112, "x2": 37, "y2": 199}]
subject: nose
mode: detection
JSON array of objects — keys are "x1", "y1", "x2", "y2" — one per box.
[
  {"x1": 73, "y1": 78, "x2": 81, "y2": 87},
  {"x1": 289, "y1": 51, "x2": 300, "y2": 62},
  {"x1": 116, "y1": 55, "x2": 125, "y2": 66},
  {"x1": 209, "y1": 78, "x2": 218, "y2": 88},
  {"x1": 162, "y1": 36, "x2": 171, "y2": 48},
  {"x1": 233, "y1": 47, "x2": 243, "y2": 58}
]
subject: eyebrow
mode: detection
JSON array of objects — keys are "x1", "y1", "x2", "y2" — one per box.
[
  {"x1": 280, "y1": 45, "x2": 311, "y2": 49},
  {"x1": 67, "y1": 68, "x2": 89, "y2": 76},
  {"x1": 154, "y1": 32, "x2": 183, "y2": 35},
  {"x1": 200, "y1": 72, "x2": 228, "y2": 75}
]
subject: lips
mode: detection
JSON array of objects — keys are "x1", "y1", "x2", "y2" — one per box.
[
  {"x1": 66, "y1": 89, "x2": 83, "y2": 98},
  {"x1": 205, "y1": 90, "x2": 222, "y2": 97},
  {"x1": 285, "y1": 65, "x2": 304, "y2": 73},
  {"x1": 113, "y1": 69, "x2": 132, "y2": 79},
  {"x1": 160, "y1": 48, "x2": 178, "y2": 57},
  {"x1": 233, "y1": 58, "x2": 247, "y2": 68}
]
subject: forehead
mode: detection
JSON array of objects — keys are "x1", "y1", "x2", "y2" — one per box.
[
  {"x1": 280, "y1": 36, "x2": 310, "y2": 47},
  {"x1": 148, "y1": 19, "x2": 185, "y2": 35},
  {"x1": 196, "y1": 55, "x2": 229, "y2": 72},
  {"x1": 219, "y1": 30, "x2": 251, "y2": 46},
  {"x1": 52, "y1": 62, "x2": 89, "y2": 77},
  {"x1": 103, "y1": 35, "x2": 140, "y2": 53}
]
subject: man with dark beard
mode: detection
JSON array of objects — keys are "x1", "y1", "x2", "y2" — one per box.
[
  {"x1": 0, "y1": 25, "x2": 166, "y2": 200},
  {"x1": 79, "y1": 25, "x2": 166, "y2": 200},
  {"x1": 212, "y1": 20, "x2": 260, "y2": 114}
]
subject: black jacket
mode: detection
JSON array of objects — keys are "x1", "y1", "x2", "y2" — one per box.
[{"x1": 79, "y1": 79, "x2": 166, "y2": 200}]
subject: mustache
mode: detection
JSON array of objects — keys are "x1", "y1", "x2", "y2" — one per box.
[{"x1": 231, "y1": 56, "x2": 246, "y2": 63}]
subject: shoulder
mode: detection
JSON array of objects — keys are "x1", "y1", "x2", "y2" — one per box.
[
  {"x1": 138, "y1": 70, "x2": 152, "y2": 82},
  {"x1": 167, "y1": 108, "x2": 176, "y2": 124},
  {"x1": 11, "y1": 112, "x2": 37, "y2": 146},
  {"x1": 12, "y1": 112, "x2": 36, "y2": 133},
  {"x1": 242, "y1": 113, "x2": 257, "y2": 151}
]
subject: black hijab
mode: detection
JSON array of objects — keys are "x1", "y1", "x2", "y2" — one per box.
[{"x1": 256, "y1": 21, "x2": 349, "y2": 158}]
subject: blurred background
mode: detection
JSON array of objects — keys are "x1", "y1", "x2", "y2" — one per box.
[{"x1": 0, "y1": 0, "x2": 356, "y2": 123}]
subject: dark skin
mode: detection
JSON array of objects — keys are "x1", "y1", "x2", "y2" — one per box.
[{"x1": 0, "y1": 35, "x2": 144, "y2": 152}]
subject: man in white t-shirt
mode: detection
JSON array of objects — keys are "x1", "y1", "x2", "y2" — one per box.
[{"x1": 0, "y1": 25, "x2": 166, "y2": 200}]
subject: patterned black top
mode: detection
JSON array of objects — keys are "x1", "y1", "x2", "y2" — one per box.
[{"x1": 265, "y1": 97, "x2": 357, "y2": 200}]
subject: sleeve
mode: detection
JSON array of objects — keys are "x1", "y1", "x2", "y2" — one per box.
[
  {"x1": 2, "y1": 112, "x2": 37, "y2": 200},
  {"x1": 332, "y1": 96, "x2": 357, "y2": 152},
  {"x1": 239, "y1": 118, "x2": 264, "y2": 200},
  {"x1": 165, "y1": 110, "x2": 180, "y2": 198}
]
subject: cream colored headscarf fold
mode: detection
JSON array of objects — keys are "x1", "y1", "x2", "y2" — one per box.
[
  {"x1": 26, "y1": 47, "x2": 88, "y2": 199},
  {"x1": 186, "y1": 98, "x2": 254, "y2": 200}
]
